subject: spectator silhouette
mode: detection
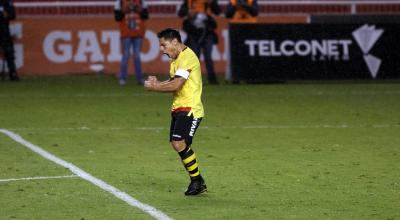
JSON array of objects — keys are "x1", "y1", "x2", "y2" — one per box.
[
  {"x1": 225, "y1": 0, "x2": 258, "y2": 83},
  {"x1": 178, "y1": 0, "x2": 221, "y2": 85},
  {"x1": 0, "y1": 0, "x2": 19, "y2": 81},
  {"x1": 114, "y1": 0, "x2": 149, "y2": 85}
]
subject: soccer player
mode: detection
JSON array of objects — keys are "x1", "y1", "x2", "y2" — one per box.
[{"x1": 144, "y1": 28, "x2": 206, "y2": 196}]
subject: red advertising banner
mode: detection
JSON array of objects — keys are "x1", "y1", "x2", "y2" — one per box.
[{"x1": 7, "y1": 16, "x2": 306, "y2": 76}]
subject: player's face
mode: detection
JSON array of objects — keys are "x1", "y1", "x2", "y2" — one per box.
[{"x1": 159, "y1": 38, "x2": 179, "y2": 59}]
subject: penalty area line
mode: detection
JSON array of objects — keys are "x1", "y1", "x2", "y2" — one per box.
[
  {"x1": 0, "y1": 175, "x2": 78, "y2": 183},
  {"x1": 0, "y1": 129, "x2": 172, "y2": 220}
]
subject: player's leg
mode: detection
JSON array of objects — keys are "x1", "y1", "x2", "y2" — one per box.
[
  {"x1": 170, "y1": 112, "x2": 202, "y2": 178},
  {"x1": 169, "y1": 112, "x2": 206, "y2": 195}
]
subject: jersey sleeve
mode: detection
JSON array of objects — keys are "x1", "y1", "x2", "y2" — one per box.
[{"x1": 177, "y1": 53, "x2": 196, "y2": 78}]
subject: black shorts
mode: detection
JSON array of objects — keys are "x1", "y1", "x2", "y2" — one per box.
[{"x1": 169, "y1": 111, "x2": 202, "y2": 146}]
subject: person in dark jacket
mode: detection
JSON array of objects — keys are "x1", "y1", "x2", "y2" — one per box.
[
  {"x1": 178, "y1": 0, "x2": 221, "y2": 85},
  {"x1": 224, "y1": 0, "x2": 258, "y2": 83},
  {"x1": 0, "y1": 0, "x2": 19, "y2": 81}
]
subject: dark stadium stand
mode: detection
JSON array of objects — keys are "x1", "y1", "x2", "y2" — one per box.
[{"x1": 13, "y1": 0, "x2": 400, "y2": 16}]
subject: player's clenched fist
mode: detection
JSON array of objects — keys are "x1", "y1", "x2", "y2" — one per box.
[{"x1": 144, "y1": 75, "x2": 158, "y2": 90}]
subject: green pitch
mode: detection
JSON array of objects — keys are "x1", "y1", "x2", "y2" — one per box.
[{"x1": 1, "y1": 76, "x2": 399, "y2": 220}]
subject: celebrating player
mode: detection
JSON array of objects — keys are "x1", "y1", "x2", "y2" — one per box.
[{"x1": 144, "y1": 28, "x2": 206, "y2": 196}]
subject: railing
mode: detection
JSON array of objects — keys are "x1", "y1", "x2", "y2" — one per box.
[{"x1": 13, "y1": 0, "x2": 400, "y2": 16}]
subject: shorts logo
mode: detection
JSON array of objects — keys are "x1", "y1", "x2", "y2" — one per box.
[
  {"x1": 189, "y1": 118, "x2": 198, "y2": 137},
  {"x1": 173, "y1": 134, "x2": 181, "y2": 138}
]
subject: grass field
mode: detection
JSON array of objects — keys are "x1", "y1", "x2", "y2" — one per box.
[{"x1": 1, "y1": 75, "x2": 399, "y2": 220}]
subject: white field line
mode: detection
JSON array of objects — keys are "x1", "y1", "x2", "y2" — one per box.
[
  {"x1": 0, "y1": 129, "x2": 172, "y2": 220},
  {"x1": 0, "y1": 175, "x2": 78, "y2": 183},
  {"x1": 5, "y1": 124, "x2": 400, "y2": 132}
]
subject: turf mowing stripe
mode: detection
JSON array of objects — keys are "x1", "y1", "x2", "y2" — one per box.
[
  {"x1": 0, "y1": 175, "x2": 78, "y2": 183},
  {"x1": 6, "y1": 124, "x2": 400, "y2": 131},
  {"x1": 0, "y1": 129, "x2": 172, "y2": 220},
  {"x1": 0, "y1": 90, "x2": 399, "y2": 98}
]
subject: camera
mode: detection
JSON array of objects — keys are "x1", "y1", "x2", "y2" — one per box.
[
  {"x1": 128, "y1": 3, "x2": 138, "y2": 12},
  {"x1": 237, "y1": 0, "x2": 247, "y2": 7},
  {"x1": 0, "y1": 6, "x2": 4, "y2": 20},
  {"x1": 192, "y1": 12, "x2": 207, "y2": 29}
]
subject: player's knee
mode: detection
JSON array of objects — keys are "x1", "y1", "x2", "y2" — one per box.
[{"x1": 171, "y1": 140, "x2": 186, "y2": 152}]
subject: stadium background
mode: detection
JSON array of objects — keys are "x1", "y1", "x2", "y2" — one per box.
[
  {"x1": 1, "y1": 1, "x2": 400, "y2": 219},
  {"x1": 4, "y1": 0, "x2": 400, "y2": 77}
]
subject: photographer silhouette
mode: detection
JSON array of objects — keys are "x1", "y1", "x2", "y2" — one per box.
[
  {"x1": 224, "y1": 0, "x2": 258, "y2": 83},
  {"x1": 0, "y1": 0, "x2": 19, "y2": 81},
  {"x1": 178, "y1": 0, "x2": 221, "y2": 85}
]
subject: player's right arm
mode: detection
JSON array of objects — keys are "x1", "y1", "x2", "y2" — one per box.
[{"x1": 144, "y1": 76, "x2": 186, "y2": 92}]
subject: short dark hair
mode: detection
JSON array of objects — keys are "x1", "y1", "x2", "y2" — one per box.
[{"x1": 157, "y1": 28, "x2": 182, "y2": 43}]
